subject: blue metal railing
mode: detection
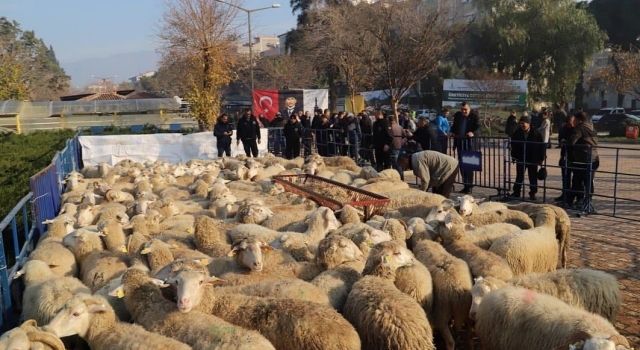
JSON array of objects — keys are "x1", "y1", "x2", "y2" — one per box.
[{"x1": 0, "y1": 134, "x2": 81, "y2": 330}]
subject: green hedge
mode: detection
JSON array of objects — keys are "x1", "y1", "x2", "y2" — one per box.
[{"x1": 0, "y1": 130, "x2": 75, "y2": 220}]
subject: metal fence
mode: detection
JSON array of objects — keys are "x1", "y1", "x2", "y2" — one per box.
[{"x1": 0, "y1": 134, "x2": 81, "y2": 329}]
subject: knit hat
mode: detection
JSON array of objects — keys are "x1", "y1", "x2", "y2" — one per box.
[{"x1": 519, "y1": 115, "x2": 531, "y2": 124}]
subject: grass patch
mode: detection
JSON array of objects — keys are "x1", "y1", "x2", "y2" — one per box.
[{"x1": 0, "y1": 129, "x2": 75, "y2": 220}]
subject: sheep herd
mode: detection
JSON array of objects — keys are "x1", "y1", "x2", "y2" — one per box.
[{"x1": 0, "y1": 153, "x2": 632, "y2": 350}]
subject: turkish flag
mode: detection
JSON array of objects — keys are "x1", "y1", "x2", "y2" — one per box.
[{"x1": 253, "y1": 90, "x2": 279, "y2": 121}]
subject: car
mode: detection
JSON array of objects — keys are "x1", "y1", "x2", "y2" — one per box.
[
  {"x1": 629, "y1": 110, "x2": 640, "y2": 117},
  {"x1": 592, "y1": 107, "x2": 625, "y2": 123},
  {"x1": 595, "y1": 113, "x2": 640, "y2": 136},
  {"x1": 416, "y1": 109, "x2": 437, "y2": 121}
]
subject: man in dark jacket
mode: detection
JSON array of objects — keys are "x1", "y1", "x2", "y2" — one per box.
[
  {"x1": 359, "y1": 111, "x2": 374, "y2": 162},
  {"x1": 283, "y1": 115, "x2": 302, "y2": 159},
  {"x1": 236, "y1": 109, "x2": 261, "y2": 157},
  {"x1": 510, "y1": 115, "x2": 545, "y2": 200},
  {"x1": 213, "y1": 114, "x2": 233, "y2": 157},
  {"x1": 450, "y1": 102, "x2": 480, "y2": 193},
  {"x1": 372, "y1": 111, "x2": 392, "y2": 171},
  {"x1": 504, "y1": 110, "x2": 518, "y2": 137},
  {"x1": 567, "y1": 112, "x2": 599, "y2": 209},
  {"x1": 555, "y1": 114, "x2": 575, "y2": 204},
  {"x1": 412, "y1": 117, "x2": 439, "y2": 152},
  {"x1": 342, "y1": 113, "x2": 361, "y2": 160}
]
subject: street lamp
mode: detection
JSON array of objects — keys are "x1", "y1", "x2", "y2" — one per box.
[{"x1": 215, "y1": 0, "x2": 281, "y2": 94}]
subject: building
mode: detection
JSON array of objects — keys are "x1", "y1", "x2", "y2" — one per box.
[
  {"x1": 582, "y1": 51, "x2": 640, "y2": 110},
  {"x1": 129, "y1": 71, "x2": 157, "y2": 84},
  {"x1": 237, "y1": 36, "x2": 280, "y2": 57},
  {"x1": 425, "y1": 0, "x2": 478, "y2": 22}
]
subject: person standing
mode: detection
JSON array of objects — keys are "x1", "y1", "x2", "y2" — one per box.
[
  {"x1": 236, "y1": 109, "x2": 261, "y2": 157},
  {"x1": 555, "y1": 114, "x2": 575, "y2": 204},
  {"x1": 213, "y1": 114, "x2": 233, "y2": 157},
  {"x1": 359, "y1": 111, "x2": 374, "y2": 163},
  {"x1": 389, "y1": 117, "x2": 407, "y2": 176},
  {"x1": 510, "y1": 115, "x2": 545, "y2": 200},
  {"x1": 372, "y1": 111, "x2": 392, "y2": 171},
  {"x1": 504, "y1": 110, "x2": 518, "y2": 137},
  {"x1": 567, "y1": 112, "x2": 599, "y2": 209},
  {"x1": 450, "y1": 102, "x2": 479, "y2": 194},
  {"x1": 342, "y1": 112, "x2": 361, "y2": 160},
  {"x1": 397, "y1": 150, "x2": 459, "y2": 197},
  {"x1": 316, "y1": 115, "x2": 330, "y2": 156},
  {"x1": 283, "y1": 115, "x2": 302, "y2": 159},
  {"x1": 433, "y1": 108, "x2": 450, "y2": 154},
  {"x1": 538, "y1": 110, "x2": 551, "y2": 148},
  {"x1": 553, "y1": 102, "x2": 567, "y2": 135},
  {"x1": 412, "y1": 117, "x2": 439, "y2": 151}
]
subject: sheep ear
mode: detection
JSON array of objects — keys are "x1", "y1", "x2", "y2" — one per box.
[
  {"x1": 194, "y1": 258, "x2": 210, "y2": 266},
  {"x1": 150, "y1": 278, "x2": 170, "y2": 288},
  {"x1": 88, "y1": 303, "x2": 109, "y2": 314},
  {"x1": 226, "y1": 246, "x2": 241, "y2": 257},
  {"x1": 140, "y1": 247, "x2": 151, "y2": 255},
  {"x1": 108, "y1": 285, "x2": 126, "y2": 298},
  {"x1": 13, "y1": 268, "x2": 25, "y2": 279},
  {"x1": 444, "y1": 213, "x2": 453, "y2": 229},
  {"x1": 475, "y1": 197, "x2": 486, "y2": 204}
]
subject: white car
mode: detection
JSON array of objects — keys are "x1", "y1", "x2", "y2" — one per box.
[
  {"x1": 416, "y1": 109, "x2": 437, "y2": 121},
  {"x1": 592, "y1": 107, "x2": 624, "y2": 123}
]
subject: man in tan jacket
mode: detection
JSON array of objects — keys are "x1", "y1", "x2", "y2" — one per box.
[{"x1": 397, "y1": 150, "x2": 459, "y2": 197}]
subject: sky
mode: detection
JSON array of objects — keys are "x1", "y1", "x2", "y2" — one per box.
[{"x1": 0, "y1": 0, "x2": 297, "y2": 87}]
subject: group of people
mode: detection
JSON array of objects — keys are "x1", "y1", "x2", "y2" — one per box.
[
  {"x1": 213, "y1": 103, "x2": 599, "y2": 209},
  {"x1": 505, "y1": 104, "x2": 599, "y2": 207}
]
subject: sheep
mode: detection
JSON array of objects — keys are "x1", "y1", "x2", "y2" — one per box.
[
  {"x1": 41, "y1": 216, "x2": 75, "y2": 240},
  {"x1": 406, "y1": 217, "x2": 437, "y2": 248},
  {"x1": 474, "y1": 287, "x2": 631, "y2": 350},
  {"x1": 252, "y1": 163, "x2": 286, "y2": 181},
  {"x1": 435, "y1": 213, "x2": 514, "y2": 281},
  {"x1": 343, "y1": 276, "x2": 434, "y2": 350},
  {"x1": 363, "y1": 241, "x2": 433, "y2": 313},
  {"x1": 15, "y1": 260, "x2": 90, "y2": 326},
  {"x1": 141, "y1": 238, "x2": 210, "y2": 273},
  {"x1": 93, "y1": 261, "x2": 150, "y2": 322},
  {"x1": 360, "y1": 179, "x2": 409, "y2": 193},
  {"x1": 0, "y1": 319, "x2": 65, "y2": 350},
  {"x1": 331, "y1": 171, "x2": 354, "y2": 185},
  {"x1": 469, "y1": 268, "x2": 621, "y2": 322},
  {"x1": 261, "y1": 203, "x2": 317, "y2": 231},
  {"x1": 62, "y1": 228, "x2": 105, "y2": 263},
  {"x1": 383, "y1": 189, "x2": 446, "y2": 218},
  {"x1": 194, "y1": 215, "x2": 232, "y2": 257},
  {"x1": 29, "y1": 238, "x2": 77, "y2": 278},
  {"x1": 80, "y1": 250, "x2": 129, "y2": 292},
  {"x1": 311, "y1": 234, "x2": 365, "y2": 310},
  {"x1": 76, "y1": 204, "x2": 97, "y2": 227},
  {"x1": 159, "y1": 187, "x2": 191, "y2": 201},
  {"x1": 105, "y1": 189, "x2": 134, "y2": 203},
  {"x1": 508, "y1": 202, "x2": 572, "y2": 268},
  {"x1": 96, "y1": 219, "x2": 127, "y2": 253},
  {"x1": 44, "y1": 293, "x2": 191, "y2": 350},
  {"x1": 412, "y1": 240, "x2": 473, "y2": 350},
  {"x1": 456, "y1": 194, "x2": 507, "y2": 216},
  {"x1": 322, "y1": 155, "x2": 361, "y2": 172},
  {"x1": 59, "y1": 202, "x2": 78, "y2": 218},
  {"x1": 210, "y1": 192, "x2": 238, "y2": 219},
  {"x1": 427, "y1": 199, "x2": 534, "y2": 229},
  {"x1": 234, "y1": 201, "x2": 274, "y2": 224},
  {"x1": 359, "y1": 165, "x2": 379, "y2": 179},
  {"x1": 488, "y1": 206, "x2": 559, "y2": 276},
  {"x1": 366, "y1": 217, "x2": 409, "y2": 244},
  {"x1": 110, "y1": 269, "x2": 275, "y2": 350},
  {"x1": 330, "y1": 222, "x2": 392, "y2": 257},
  {"x1": 337, "y1": 204, "x2": 362, "y2": 225},
  {"x1": 462, "y1": 222, "x2": 521, "y2": 249}
]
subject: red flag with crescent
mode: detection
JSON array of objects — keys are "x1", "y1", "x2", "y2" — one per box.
[{"x1": 252, "y1": 90, "x2": 279, "y2": 121}]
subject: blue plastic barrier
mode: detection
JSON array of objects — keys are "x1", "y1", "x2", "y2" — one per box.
[{"x1": 0, "y1": 134, "x2": 81, "y2": 330}]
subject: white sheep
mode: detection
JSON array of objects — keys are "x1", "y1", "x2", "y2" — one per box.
[
  {"x1": 426, "y1": 199, "x2": 534, "y2": 229},
  {"x1": 330, "y1": 222, "x2": 393, "y2": 257},
  {"x1": 114, "y1": 269, "x2": 276, "y2": 350},
  {"x1": 15, "y1": 260, "x2": 90, "y2": 325},
  {"x1": 474, "y1": 287, "x2": 631, "y2": 350},
  {"x1": 469, "y1": 268, "x2": 621, "y2": 322},
  {"x1": 44, "y1": 293, "x2": 191, "y2": 350},
  {"x1": 384, "y1": 189, "x2": 446, "y2": 218},
  {"x1": 0, "y1": 319, "x2": 65, "y2": 350},
  {"x1": 488, "y1": 206, "x2": 559, "y2": 276},
  {"x1": 161, "y1": 261, "x2": 361, "y2": 350},
  {"x1": 435, "y1": 213, "x2": 514, "y2": 281},
  {"x1": 412, "y1": 239, "x2": 473, "y2": 350},
  {"x1": 456, "y1": 194, "x2": 507, "y2": 216}
]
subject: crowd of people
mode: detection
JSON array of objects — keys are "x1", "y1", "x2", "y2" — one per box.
[{"x1": 213, "y1": 103, "x2": 599, "y2": 209}]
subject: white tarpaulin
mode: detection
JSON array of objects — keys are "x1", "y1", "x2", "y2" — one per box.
[
  {"x1": 79, "y1": 130, "x2": 269, "y2": 166},
  {"x1": 303, "y1": 89, "x2": 329, "y2": 113}
]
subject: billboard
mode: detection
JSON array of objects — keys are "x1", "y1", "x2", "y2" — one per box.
[
  {"x1": 253, "y1": 89, "x2": 329, "y2": 121},
  {"x1": 442, "y1": 79, "x2": 528, "y2": 107}
]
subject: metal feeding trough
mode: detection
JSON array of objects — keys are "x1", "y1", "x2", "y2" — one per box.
[{"x1": 272, "y1": 174, "x2": 390, "y2": 221}]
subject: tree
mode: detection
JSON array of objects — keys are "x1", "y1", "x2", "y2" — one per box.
[
  {"x1": 159, "y1": 0, "x2": 238, "y2": 130},
  {"x1": 357, "y1": 0, "x2": 464, "y2": 119},
  {"x1": 248, "y1": 54, "x2": 318, "y2": 90},
  {"x1": 470, "y1": 0, "x2": 605, "y2": 103},
  {"x1": 0, "y1": 17, "x2": 69, "y2": 100},
  {"x1": 588, "y1": 0, "x2": 640, "y2": 50},
  {"x1": 0, "y1": 54, "x2": 28, "y2": 100},
  {"x1": 590, "y1": 49, "x2": 640, "y2": 104}
]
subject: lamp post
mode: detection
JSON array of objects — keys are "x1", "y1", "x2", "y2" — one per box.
[{"x1": 214, "y1": 0, "x2": 280, "y2": 94}]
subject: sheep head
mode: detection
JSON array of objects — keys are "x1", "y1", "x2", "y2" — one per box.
[
  {"x1": 44, "y1": 294, "x2": 110, "y2": 339},
  {"x1": 306, "y1": 207, "x2": 341, "y2": 235},
  {"x1": 166, "y1": 269, "x2": 224, "y2": 313},
  {"x1": 469, "y1": 276, "x2": 506, "y2": 320},
  {"x1": 0, "y1": 325, "x2": 30, "y2": 350},
  {"x1": 362, "y1": 241, "x2": 415, "y2": 279},
  {"x1": 457, "y1": 194, "x2": 480, "y2": 217},
  {"x1": 425, "y1": 199, "x2": 456, "y2": 223},
  {"x1": 14, "y1": 260, "x2": 55, "y2": 286},
  {"x1": 316, "y1": 234, "x2": 364, "y2": 270},
  {"x1": 227, "y1": 237, "x2": 272, "y2": 272}
]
